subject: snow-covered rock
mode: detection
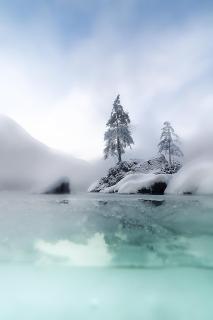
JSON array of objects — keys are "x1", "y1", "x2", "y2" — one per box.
[
  {"x1": 88, "y1": 155, "x2": 169, "y2": 193},
  {"x1": 101, "y1": 173, "x2": 170, "y2": 194}
]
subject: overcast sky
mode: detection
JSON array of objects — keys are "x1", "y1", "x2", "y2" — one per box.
[{"x1": 0, "y1": 0, "x2": 213, "y2": 161}]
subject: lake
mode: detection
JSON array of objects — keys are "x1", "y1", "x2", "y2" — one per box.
[{"x1": 0, "y1": 192, "x2": 212, "y2": 319}]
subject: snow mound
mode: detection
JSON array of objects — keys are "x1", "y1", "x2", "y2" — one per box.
[
  {"x1": 88, "y1": 155, "x2": 169, "y2": 192},
  {"x1": 166, "y1": 161, "x2": 213, "y2": 195},
  {"x1": 101, "y1": 173, "x2": 170, "y2": 194}
]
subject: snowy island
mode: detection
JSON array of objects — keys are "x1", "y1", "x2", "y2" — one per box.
[
  {"x1": 88, "y1": 95, "x2": 213, "y2": 196},
  {"x1": 88, "y1": 156, "x2": 171, "y2": 194},
  {"x1": 89, "y1": 95, "x2": 183, "y2": 195}
]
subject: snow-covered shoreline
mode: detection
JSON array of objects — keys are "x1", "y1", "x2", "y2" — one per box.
[
  {"x1": 100, "y1": 173, "x2": 170, "y2": 194},
  {"x1": 88, "y1": 156, "x2": 172, "y2": 195},
  {"x1": 89, "y1": 159, "x2": 213, "y2": 195}
]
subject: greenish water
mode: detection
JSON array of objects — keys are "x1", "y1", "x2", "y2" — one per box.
[{"x1": 0, "y1": 192, "x2": 213, "y2": 319}]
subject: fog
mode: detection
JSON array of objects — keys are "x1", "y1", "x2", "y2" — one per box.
[
  {"x1": 0, "y1": 0, "x2": 213, "y2": 190},
  {"x1": 0, "y1": 115, "x2": 96, "y2": 191}
]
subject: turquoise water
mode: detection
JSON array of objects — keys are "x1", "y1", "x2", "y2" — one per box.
[{"x1": 0, "y1": 192, "x2": 213, "y2": 319}]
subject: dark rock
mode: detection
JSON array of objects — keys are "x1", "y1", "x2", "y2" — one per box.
[
  {"x1": 183, "y1": 191, "x2": 193, "y2": 195},
  {"x1": 44, "y1": 178, "x2": 71, "y2": 194},
  {"x1": 138, "y1": 182, "x2": 167, "y2": 195},
  {"x1": 140, "y1": 199, "x2": 165, "y2": 207},
  {"x1": 98, "y1": 200, "x2": 108, "y2": 205},
  {"x1": 58, "y1": 200, "x2": 69, "y2": 204}
]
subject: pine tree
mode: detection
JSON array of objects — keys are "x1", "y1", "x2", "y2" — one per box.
[
  {"x1": 158, "y1": 121, "x2": 183, "y2": 167},
  {"x1": 104, "y1": 94, "x2": 134, "y2": 163}
]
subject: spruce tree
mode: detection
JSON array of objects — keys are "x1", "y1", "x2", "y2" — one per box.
[
  {"x1": 158, "y1": 121, "x2": 183, "y2": 167},
  {"x1": 104, "y1": 95, "x2": 134, "y2": 163}
]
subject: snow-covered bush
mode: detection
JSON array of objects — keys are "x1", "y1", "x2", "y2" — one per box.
[{"x1": 161, "y1": 161, "x2": 182, "y2": 174}]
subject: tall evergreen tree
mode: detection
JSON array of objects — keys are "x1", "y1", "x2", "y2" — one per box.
[
  {"x1": 104, "y1": 94, "x2": 134, "y2": 163},
  {"x1": 158, "y1": 121, "x2": 183, "y2": 167}
]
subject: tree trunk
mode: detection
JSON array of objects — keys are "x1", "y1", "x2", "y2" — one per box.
[
  {"x1": 116, "y1": 116, "x2": 122, "y2": 163},
  {"x1": 117, "y1": 137, "x2": 122, "y2": 163},
  {"x1": 168, "y1": 139, "x2": 172, "y2": 167}
]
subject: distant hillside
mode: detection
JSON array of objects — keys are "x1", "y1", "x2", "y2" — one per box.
[{"x1": 0, "y1": 115, "x2": 92, "y2": 191}]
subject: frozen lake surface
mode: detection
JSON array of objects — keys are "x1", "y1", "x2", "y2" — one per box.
[{"x1": 0, "y1": 192, "x2": 213, "y2": 319}]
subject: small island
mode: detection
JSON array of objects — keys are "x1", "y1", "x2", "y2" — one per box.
[{"x1": 89, "y1": 95, "x2": 183, "y2": 195}]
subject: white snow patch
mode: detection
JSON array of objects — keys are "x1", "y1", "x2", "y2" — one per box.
[
  {"x1": 87, "y1": 180, "x2": 100, "y2": 192},
  {"x1": 35, "y1": 233, "x2": 112, "y2": 267}
]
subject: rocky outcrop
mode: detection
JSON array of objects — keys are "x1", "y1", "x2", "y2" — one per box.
[
  {"x1": 138, "y1": 181, "x2": 167, "y2": 195},
  {"x1": 140, "y1": 199, "x2": 165, "y2": 206},
  {"x1": 88, "y1": 155, "x2": 171, "y2": 193},
  {"x1": 99, "y1": 173, "x2": 170, "y2": 194},
  {"x1": 44, "y1": 178, "x2": 71, "y2": 194},
  {"x1": 88, "y1": 161, "x2": 136, "y2": 192}
]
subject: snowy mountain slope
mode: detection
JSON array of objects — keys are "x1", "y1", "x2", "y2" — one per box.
[{"x1": 0, "y1": 115, "x2": 92, "y2": 191}]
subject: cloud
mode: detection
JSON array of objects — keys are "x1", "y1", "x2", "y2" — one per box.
[
  {"x1": 166, "y1": 161, "x2": 213, "y2": 194},
  {"x1": 0, "y1": 2, "x2": 213, "y2": 161}
]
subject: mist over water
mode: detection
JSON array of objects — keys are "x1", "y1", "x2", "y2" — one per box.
[
  {"x1": 1, "y1": 192, "x2": 213, "y2": 319},
  {"x1": 0, "y1": 1, "x2": 213, "y2": 319}
]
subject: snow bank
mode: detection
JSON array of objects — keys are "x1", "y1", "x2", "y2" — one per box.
[
  {"x1": 166, "y1": 161, "x2": 213, "y2": 194},
  {"x1": 87, "y1": 180, "x2": 100, "y2": 193},
  {"x1": 101, "y1": 173, "x2": 170, "y2": 194}
]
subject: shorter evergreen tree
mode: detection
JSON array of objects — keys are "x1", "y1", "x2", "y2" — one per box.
[
  {"x1": 104, "y1": 95, "x2": 134, "y2": 163},
  {"x1": 158, "y1": 121, "x2": 183, "y2": 167}
]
